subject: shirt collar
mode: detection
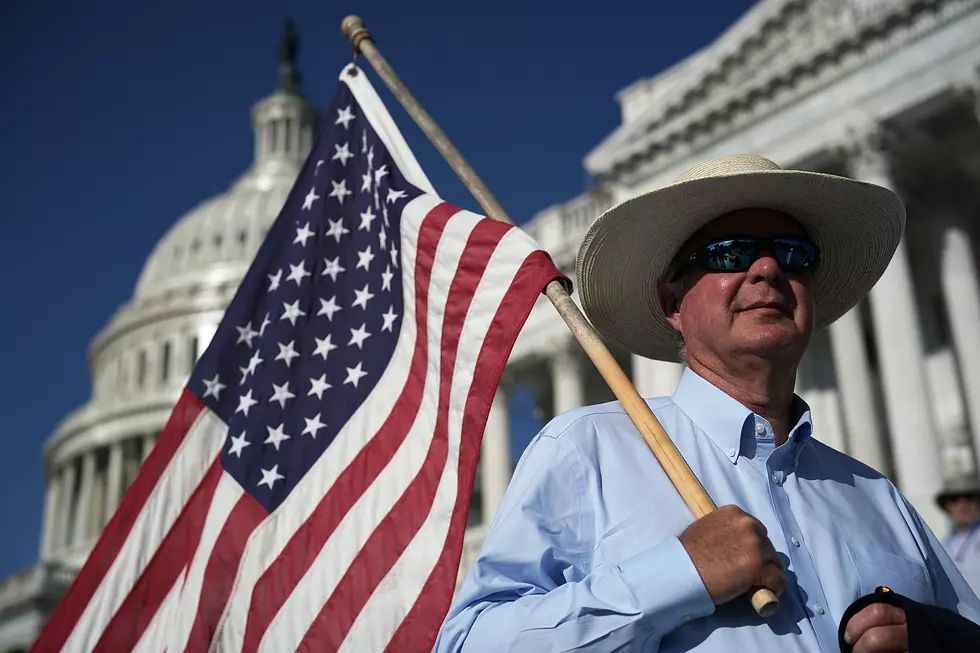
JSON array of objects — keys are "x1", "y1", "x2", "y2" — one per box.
[{"x1": 670, "y1": 367, "x2": 813, "y2": 465}]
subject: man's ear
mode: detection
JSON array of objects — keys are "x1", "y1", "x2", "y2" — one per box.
[{"x1": 658, "y1": 282, "x2": 683, "y2": 334}]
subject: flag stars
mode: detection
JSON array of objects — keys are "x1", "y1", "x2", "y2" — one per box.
[
  {"x1": 359, "y1": 208, "x2": 376, "y2": 231},
  {"x1": 258, "y1": 465, "x2": 285, "y2": 490},
  {"x1": 313, "y1": 333, "x2": 338, "y2": 360},
  {"x1": 243, "y1": 351, "x2": 264, "y2": 381},
  {"x1": 361, "y1": 171, "x2": 373, "y2": 193},
  {"x1": 275, "y1": 340, "x2": 300, "y2": 368},
  {"x1": 352, "y1": 284, "x2": 375, "y2": 310},
  {"x1": 286, "y1": 261, "x2": 311, "y2": 287},
  {"x1": 269, "y1": 382, "x2": 296, "y2": 409},
  {"x1": 294, "y1": 223, "x2": 315, "y2": 247},
  {"x1": 259, "y1": 312, "x2": 271, "y2": 336},
  {"x1": 264, "y1": 423, "x2": 292, "y2": 451},
  {"x1": 267, "y1": 269, "x2": 283, "y2": 293},
  {"x1": 379, "y1": 225, "x2": 387, "y2": 250},
  {"x1": 281, "y1": 300, "x2": 307, "y2": 326},
  {"x1": 202, "y1": 374, "x2": 226, "y2": 400},
  {"x1": 317, "y1": 296, "x2": 342, "y2": 321},
  {"x1": 356, "y1": 245, "x2": 375, "y2": 271},
  {"x1": 344, "y1": 362, "x2": 368, "y2": 388},
  {"x1": 228, "y1": 432, "x2": 250, "y2": 458},
  {"x1": 326, "y1": 218, "x2": 350, "y2": 244},
  {"x1": 332, "y1": 142, "x2": 353, "y2": 166},
  {"x1": 381, "y1": 265, "x2": 394, "y2": 291},
  {"x1": 322, "y1": 256, "x2": 346, "y2": 282},
  {"x1": 386, "y1": 188, "x2": 407, "y2": 204},
  {"x1": 381, "y1": 306, "x2": 399, "y2": 333},
  {"x1": 302, "y1": 413, "x2": 327, "y2": 439},
  {"x1": 349, "y1": 323, "x2": 371, "y2": 349},
  {"x1": 361, "y1": 129, "x2": 368, "y2": 153},
  {"x1": 302, "y1": 186, "x2": 321, "y2": 211},
  {"x1": 390, "y1": 242, "x2": 399, "y2": 268},
  {"x1": 236, "y1": 389, "x2": 258, "y2": 417},
  {"x1": 335, "y1": 105, "x2": 355, "y2": 129},
  {"x1": 315, "y1": 160, "x2": 325, "y2": 175},
  {"x1": 330, "y1": 179, "x2": 352, "y2": 204},
  {"x1": 308, "y1": 374, "x2": 331, "y2": 400},
  {"x1": 236, "y1": 322, "x2": 259, "y2": 348},
  {"x1": 367, "y1": 145, "x2": 375, "y2": 169},
  {"x1": 375, "y1": 164, "x2": 388, "y2": 185}
]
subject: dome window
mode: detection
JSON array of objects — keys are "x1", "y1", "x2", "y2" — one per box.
[
  {"x1": 237, "y1": 229, "x2": 247, "y2": 246},
  {"x1": 213, "y1": 232, "x2": 224, "y2": 250}
]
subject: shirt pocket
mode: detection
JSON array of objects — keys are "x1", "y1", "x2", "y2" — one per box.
[{"x1": 844, "y1": 540, "x2": 934, "y2": 604}]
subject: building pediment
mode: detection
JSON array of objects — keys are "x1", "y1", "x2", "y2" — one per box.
[{"x1": 585, "y1": 0, "x2": 971, "y2": 179}]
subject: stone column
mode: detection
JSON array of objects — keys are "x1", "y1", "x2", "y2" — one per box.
[
  {"x1": 551, "y1": 345, "x2": 584, "y2": 415},
  {"x1": 71, "y1": 452, "x2": 97, "y2": 547},
  {"x1": 104, "y1": 442, "x2": 125, "y2": 527},
  {"x1": 940, "y1": 223, "x2": 980, "y2": 463},
  {"x1": 829, "y1": 307, "x2": 888, "y2": 471},
  {"x1": 480, "y1": 382, "x2": 511, "y2": 524},
  {"x1": 849, "y1": 135, "x2": 946, "y2": 530},
  {"x1": 39, "y1": 471, "x2": 61, "y2": 559},
  {"x1": 142, "y1": 432, "x2": 156, "y2": 463},
  {"x1": 53, "y1": 461, "x2": 77, "y2": 552},
  {"x1": 631, "y1": 355, "x2": 685, "y2": 398}
]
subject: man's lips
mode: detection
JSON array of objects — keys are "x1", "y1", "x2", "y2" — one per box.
[{"x1": 739, "y1": 301, "x2": 792, "y2": 314}]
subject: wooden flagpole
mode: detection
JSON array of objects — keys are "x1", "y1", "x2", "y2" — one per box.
[{"x1": 341, "y1": 15, "x2": 779, "y2": 619}]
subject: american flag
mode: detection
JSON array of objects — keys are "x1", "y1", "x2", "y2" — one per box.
[{"x1": 33, "y1": 64, "x2": 563, "y2": 653}]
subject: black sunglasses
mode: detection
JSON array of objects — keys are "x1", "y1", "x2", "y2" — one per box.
[{"x1": 670, "y1": 235, "x2": 820, "y2": 281}]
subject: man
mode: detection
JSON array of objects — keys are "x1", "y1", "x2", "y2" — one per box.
[
  {"x1": 435, "y1": 155, "x2": 980, "y2": 652},
  {"x1": 938, "y1": 476, "x2": 980, "y2": 593}
]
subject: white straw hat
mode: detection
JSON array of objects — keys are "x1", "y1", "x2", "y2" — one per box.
[{"x1": 576, "y1": 154, "x2": 905, "y2": 362}]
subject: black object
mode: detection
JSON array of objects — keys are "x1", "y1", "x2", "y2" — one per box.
[{"x1": 838, "y1": 585, "x2": 980, "y2": 652}]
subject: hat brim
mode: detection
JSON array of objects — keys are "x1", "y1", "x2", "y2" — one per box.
[{"x1": 576, "y1": 169, "x2": 906, "y2": 362}]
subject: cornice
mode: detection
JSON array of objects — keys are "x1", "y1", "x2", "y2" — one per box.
[{"x1": 587, "y1": 0, "x2": 977, "y2": 181}]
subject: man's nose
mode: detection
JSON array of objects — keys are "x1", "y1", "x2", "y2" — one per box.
[{"x1": 747, "y1": 248, "x2": 782, "y2": 282}]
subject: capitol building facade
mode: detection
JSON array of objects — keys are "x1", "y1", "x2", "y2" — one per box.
[{"x1": 2, "y1": 1, "x2": 980, "y2": 649}]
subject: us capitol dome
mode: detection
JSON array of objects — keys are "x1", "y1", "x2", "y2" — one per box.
[{"x1": 0, "y1": 22, "x2": 319, "y2": 651}]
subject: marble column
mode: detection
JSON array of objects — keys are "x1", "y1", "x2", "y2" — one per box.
[
  {"x1": 71, "y1": 452, "x2": 97, "y2": 547},
  {"x1": 551, "y1": 345, "x2": 584, "y2": 415},
  {"x1": 829, "y1": 307, "x2": 888, "y2": 471},
  {"x1": 849, "y1": 135, "x2": 946, "y2": 530},
  {"x1": 940, "y1": 223, "x2": 980, "y2": 465},
  {"x1": 142, "y1": 432, "x2": 156, "y2": 463},
  {"x1": 631, "y1": 355, "x2": 685, "y2": 399},
  {"x1": 104, "y1": 442, "x2": 125, "y2": 527},
  {"x1": 39, "y1": 471, "x2": 60, "y2": 559},
  {"x1": 53, "y1": 461, "x2": 77, "y2": 552},
  {"x1": 480, "y1": 383, "x2": 511, "y2": 524}
]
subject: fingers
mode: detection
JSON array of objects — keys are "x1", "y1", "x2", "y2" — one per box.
[
  {"x1": 760, "y1": 561, "x2": 786, "y2": 598},
  {"x1": 845, "y1": 604, "x2": 907, "y2": 648},
  {"x1": 851, "y1": 624, "x2": 908, "y2": 653}
]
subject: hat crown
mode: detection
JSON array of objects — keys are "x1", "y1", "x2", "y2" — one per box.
[{"x1": 675, "y1": 154, "x2": 783, "y2": 183}]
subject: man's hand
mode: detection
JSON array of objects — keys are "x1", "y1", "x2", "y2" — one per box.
[
  {"x1": 678, "y1": 504, "x2": 786, "y2": 605},
  {"x1": 843, "y1": 603, "x2": 908, "y2": 653}
]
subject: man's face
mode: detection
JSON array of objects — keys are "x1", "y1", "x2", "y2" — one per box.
[
  {"x1": 661, "y1": 208, "x2": 816, "y2": 364},
  {"x1": 944, "y1": 495, "x2": 980, "y2": 529}
]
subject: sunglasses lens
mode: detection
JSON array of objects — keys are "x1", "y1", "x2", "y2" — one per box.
[
  {"x1": 772, "y1": 237, "x2": 818, "y2": 270},
  {"x1": 701, "y1": 239, "x2": 757, "y2": 271}
]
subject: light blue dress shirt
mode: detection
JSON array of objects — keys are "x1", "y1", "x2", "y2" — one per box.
[
  {"x1": 436, "y1": 369, "x2": 980, "y2": 652},
  {"x1": 945, "y1": 521, "x2": 980, "y2": 596}
]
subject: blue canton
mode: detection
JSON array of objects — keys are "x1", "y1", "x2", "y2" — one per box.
[{"x1": 191, "y1": 81, "x2": 423, "y2": 512}]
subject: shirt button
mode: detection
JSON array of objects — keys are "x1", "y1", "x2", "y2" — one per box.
[
  {"x1": 771, "y1": 472, "x2": 781, "y2": 484},
  {"x1": 791, "y1": 536, "x2": 800, "y2": 547},
  {"x1": 727, "y1": 447, "x2": 736, "y2": 458},
  {"x1": 755, "y1": 423, "x2": 766, "y2": 435},
  {"x1": 814, "y1": 604, "x2": 825, "y2": 615}
]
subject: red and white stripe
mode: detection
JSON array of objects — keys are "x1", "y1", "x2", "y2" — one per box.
[{"x1": 34, "y1": 65, "x2": 561, "y2": 653}]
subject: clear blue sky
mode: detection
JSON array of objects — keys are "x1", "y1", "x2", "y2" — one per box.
[{"x1": 0, "y1": 0, "x2": 756, "y2": 579}]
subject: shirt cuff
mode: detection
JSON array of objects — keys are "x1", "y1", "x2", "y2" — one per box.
[{"x1": 618, "y1": 535, "x2": 716, "y2": 635}]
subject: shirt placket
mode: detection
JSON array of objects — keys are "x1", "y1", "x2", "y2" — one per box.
[{"x1": 766, "y1": 439, "x2": 839, "y2": 651}]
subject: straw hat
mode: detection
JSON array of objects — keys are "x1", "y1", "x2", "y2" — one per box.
[
  {"x1": 937, "y1": 476, "x2": 980, "y2": 509},
  {"x1": 576, "y1": 154, "x2": 906, "y2": 362}
]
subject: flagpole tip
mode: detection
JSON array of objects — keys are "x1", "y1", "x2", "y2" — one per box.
[{"x1": 342, "y1": 15, "x2": 371, "y2": 51}]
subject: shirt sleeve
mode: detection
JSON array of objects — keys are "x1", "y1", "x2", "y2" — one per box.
[
  {"x1": 902, "y1": 495, "x2": 980, "y2": 624},
  {"x1": 434, "y1": 421, "x2": 715, "y2": 652}
]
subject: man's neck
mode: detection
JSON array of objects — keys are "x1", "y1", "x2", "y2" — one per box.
[{"x1": 688, "y1": 355, "x2": 799, "y2": 446}]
